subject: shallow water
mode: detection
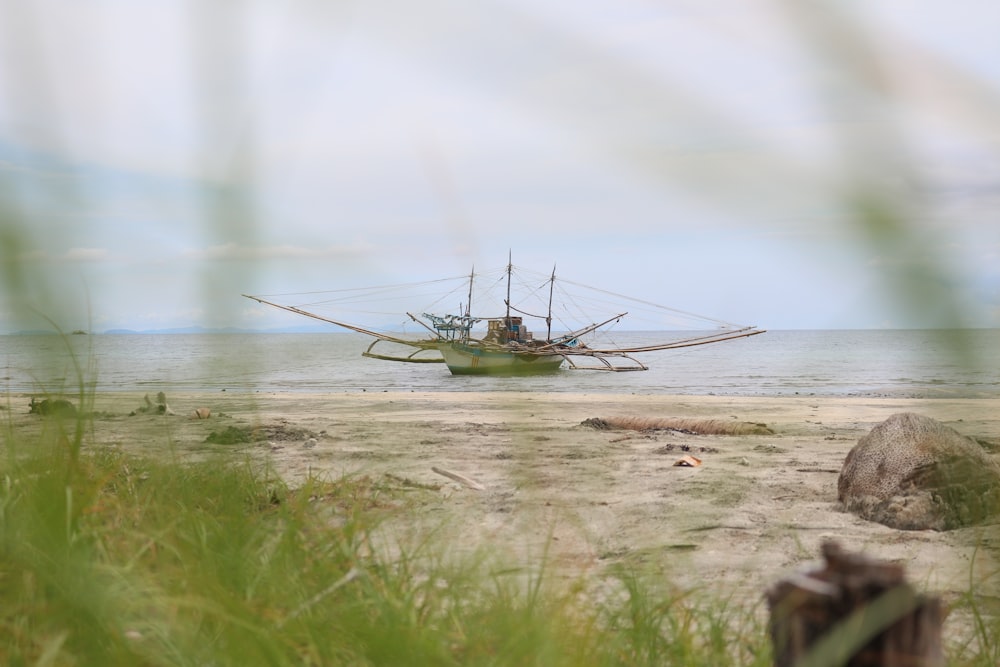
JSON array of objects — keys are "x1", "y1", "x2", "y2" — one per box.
[{"x1": 3, "y1": 329, "x2": 998, "y2": 398}]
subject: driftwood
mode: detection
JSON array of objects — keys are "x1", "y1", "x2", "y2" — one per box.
[
  {"x1": 431, "y1": 466, "x2": 485, "y2": 491},
  {"x1": 131, "y1": 392, "x2": 175, "y2": 416},
  {"x1": 766, "y1": 541, "x2": 943, "y2": 667}
]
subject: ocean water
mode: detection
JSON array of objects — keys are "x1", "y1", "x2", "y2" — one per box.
[{"x1": 2, "y1": 329, "x2": 999, "y2": 398}]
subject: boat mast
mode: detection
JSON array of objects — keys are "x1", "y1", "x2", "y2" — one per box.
[
  {"x1": 505, "y1": 251, "x2": 512, "y2": 325},
  {"x1": 546, "y1": 264, "x2": 556, "y2": 341},
  {"x1": 464, "y1": 265, "x2": 475, "y2": 342}
]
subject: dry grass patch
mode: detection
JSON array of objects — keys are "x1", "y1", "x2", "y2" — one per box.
[{"x1": 581, "y1": 416, "x2": 774, "y2": 436}]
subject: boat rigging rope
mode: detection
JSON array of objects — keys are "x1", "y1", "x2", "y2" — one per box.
[
  {"x1": 556, "y1": 276, "x2": 742, "y2": 328},
  {"x1": 506, "y1": 302, "x2": 548, "y2": 320},
  {"x1": 253, "y1": 275, "x2": 466, "y2": 300}
]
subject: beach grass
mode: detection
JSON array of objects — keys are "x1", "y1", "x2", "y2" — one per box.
[
  {"x1": 1, "y1": 402, "x2": 998, "y2": 666},
  {"x1": 1, "y1": 405, "x2": 767, "y2": 666}
]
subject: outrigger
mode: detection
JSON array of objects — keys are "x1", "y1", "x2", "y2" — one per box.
[{"x1": 243, "y1": 258, "x2": 764, "y2": 375}]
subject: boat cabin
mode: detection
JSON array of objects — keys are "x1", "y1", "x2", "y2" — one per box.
[{"x1": 485, "y1": 317, "x2": 534, "y2": 344}]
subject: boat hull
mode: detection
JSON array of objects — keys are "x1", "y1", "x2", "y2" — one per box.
[{"x1": 439, "y1": 343, "x2": 564, "y2": 375}]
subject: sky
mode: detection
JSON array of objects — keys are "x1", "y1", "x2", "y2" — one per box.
[{"x1": 1, "y1": 0, "x2": 998, "y2": 333}]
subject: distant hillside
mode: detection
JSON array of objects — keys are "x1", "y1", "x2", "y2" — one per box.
[
  {"x1": 101, "y1": 326, "x2": 251, "y2": 334},
  {"x1": 100, "y1": 325, "x2": 336, "y2": 334},
  {"x1": 6, "y1": 324, "x2": 404, "y2": 335}
]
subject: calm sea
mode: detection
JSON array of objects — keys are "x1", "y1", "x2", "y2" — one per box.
[{"x1": 2, "y1": 330, "x2": 998, "y2": 398}]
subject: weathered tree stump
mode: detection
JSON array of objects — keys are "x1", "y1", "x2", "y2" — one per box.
[{"x1": 766, "y1": 541, "x2": 943, "y2": 667}]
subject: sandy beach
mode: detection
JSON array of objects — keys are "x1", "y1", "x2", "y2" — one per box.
[{"x1": 7, "y1": 390, "x2": 1000, "y2": 607}]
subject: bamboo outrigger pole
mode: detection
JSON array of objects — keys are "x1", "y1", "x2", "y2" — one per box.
[{"x1": 241, "y1": 294, "x2": 438, "y2": 349}]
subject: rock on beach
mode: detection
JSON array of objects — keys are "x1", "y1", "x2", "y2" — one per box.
[{"x1": 838, "y1": 412, "x2": 1000, "y2": 531}]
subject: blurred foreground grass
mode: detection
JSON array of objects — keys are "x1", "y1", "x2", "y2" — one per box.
[
  {"x1": 1, "y1": 398, "x2": 998, "y2": 666},
  {"x1": 2, "y1": 398, "x2": 773, "y2": 666}
]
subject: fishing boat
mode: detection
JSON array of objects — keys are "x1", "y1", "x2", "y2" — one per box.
[{"x1": 243, "y1": 259, "x2": 764, "y2": 375}]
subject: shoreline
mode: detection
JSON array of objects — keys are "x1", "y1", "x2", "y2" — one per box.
[
  {"x1": 9, "y1": 387, "x2": 1000, "y2": 403},
  {"x1": 5, "y1": 390, "x2": 999, "y2": 607}
]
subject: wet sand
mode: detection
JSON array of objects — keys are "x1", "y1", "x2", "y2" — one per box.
[{"x1": 6, "y1": 390, "x2": 999, "y2": 605}]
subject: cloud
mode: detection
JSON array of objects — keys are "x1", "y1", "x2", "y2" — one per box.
[
  {"x1": 182, "y1": 242, "x2": 375, "y2": 262},
  {"x1": 62, "y1": 247, "x2": 112, "y2": 262},
  {"x1": 3, "y1": 247, "x2": 112, "y2": 263},
  {"x1": 6, "y1": 249, "x2": 48, "y2": 263}
]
